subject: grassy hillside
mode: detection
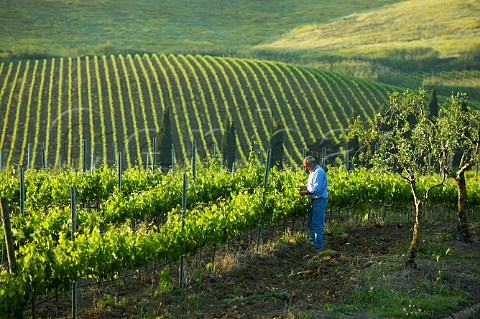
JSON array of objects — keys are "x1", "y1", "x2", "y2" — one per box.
[
  {"x1": 255, "y1": 0, "x2": 480, "y2": 59},
  {"x1": 253, "y1": 0, "x2": 480, "y2": 103},
  {"x1": 0, "y1": 0, "x2": 399, "y2": 59},
  {"x1": 0, "y1": 54, "x2": 397, "y2": 168}
]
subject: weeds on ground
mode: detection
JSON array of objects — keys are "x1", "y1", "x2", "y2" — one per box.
[{"x1": 329, "y1": 245, "x2": 468, "y2": 318}]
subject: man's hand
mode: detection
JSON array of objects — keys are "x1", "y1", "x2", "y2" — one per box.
[{"x1": 299, "y1": 190, "x2": 309, "y2": 196}]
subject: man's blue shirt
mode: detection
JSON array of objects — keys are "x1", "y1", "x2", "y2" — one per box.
[{"x1": 306, "y1": 165, "x2": 328, "y2": 199}]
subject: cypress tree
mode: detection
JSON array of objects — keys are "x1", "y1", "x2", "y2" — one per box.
[
  {"x1": 156, "y1": 108, "x2": 173, "y2": 171},
  {"x1": 347, "y1": 112, "x2": 361, "y2": 167},
  {"x1": 222, "y1": 117, "x2": 236, "y2": 170},
  {"x1": 428, "y1": 88, "x2": 439, "y2": 120},
  {"x1": 270, "y1": 120, "x2": 284, "y2": 168}
]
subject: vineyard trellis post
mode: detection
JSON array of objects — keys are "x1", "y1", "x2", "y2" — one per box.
[
  {"x1": 71, "y1": 186, "x2": 78, "y2": 319},
  {"x1": 42, "y1": 142, "x2": 47, "y2": 169},
  {"x1": 90, "y1": 151, "x2": 95, "y2": 173},
  {"x1": 63, "y1": 141, "x2": 67, "y2": 168},
  {"x1": 112, "y1": 142, "x2": 117, "y2": 166},
  {"x1": 179, "y1": 173, "x2": 187, "y2": 288},
  {"x1": 118, "y1": 152, "x2": 122, "y2": 193},
  {"x1": 321, "y1": 147, "x2": 327, "y2": 167},
  {"x1": 146, "y1": 153, "x2": 150, "y2": 170},
  {"x1": 152, "y1": 137, "x2": 157, "y2": 170},
  {"x1": 345, "y1": 148, "x2": 350, "y2": 171},
  {"x1": 1, "y1": 197, "x2": 16, "y2": 274},
  {"x1": 20, "y1": 167, "x2": 25, "y2": 216},
  {"x1": 171, "y1": 145, "x2": 175, "y2": 173},
  {"x1": 256, "y1": 148, "x2": 272, "y2": 253},
  {"x1": 192, "y1": 140, "x2": 196, "y2": 180},
  {"x1": 27, "y1": 143, "x2": 32, "y2": 169},
  {"x1": 1, "y1": 197, "x2": 23, "y2": 318},
  {"x1": 83, "y1": 139, "x2": 87, "y2": 173}
]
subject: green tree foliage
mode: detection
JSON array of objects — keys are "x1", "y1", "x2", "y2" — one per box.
[
  {"x1": 437, "y1": 93, "x2": 480, "y2": 242},
  {"x1": 156, "y1": 108, "x2": 173, "y2": 171},
  {"x1": 345, "y1": 88, "x2": 448, "y2": 268}
]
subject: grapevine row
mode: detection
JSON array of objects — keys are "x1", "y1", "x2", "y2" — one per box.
[
  {"x1": 19, "y1": 60, "x2": 38, "y2": 165},
  {"x1": 205, "y1": 56, "x2": 249, "y2": 162},
  {"x1": 252, "y1": 61, "x2": 300, "y2": 163},
  {"x1": 154, "y1": 54, "x2": 188, "y2": 162},
  {"x1": 103, "y1": 55, "x2": 119, "y2": 164},
  {"x1": 220, "y1": 58, "x2": 264, "y2": 153},
  {"x1": 179, "y1": 55, "x2": 219, "y2": 152},
  {"x1": 188, "y1": 55, "x2": 225, "y2": 151},
  {"x1": 171, "y1": 54, "x2": 208, "y2": 157},
  {"x1": 93, "y1": 56, "x2": 108, "y2": 164},
  {"x1": 0, "y1": 54, "x2": 397, "y2": 167},
  {"x1": 2, "y1": 163, "x2": 480, "y2": 316},
  {"x1": 289, "y1": 65, "x2": 335, "y2": 140},
  {"x1": 30, "y1": 60, "x2": 47, "y2": 166},
  {"x1": 110, "y1": 55, "x2": 132, "y2": 166}
]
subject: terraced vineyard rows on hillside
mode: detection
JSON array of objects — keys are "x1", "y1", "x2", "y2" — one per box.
[{"x1": 0, "y1": 54, "x2": 396, "y2": 168}]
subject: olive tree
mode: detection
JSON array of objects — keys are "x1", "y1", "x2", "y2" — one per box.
[
  {"x1": 437, "y1": 93, "x2": 479, "y2": 242},
  {"x1": 346, "y1": 88, "x2": 448, "y2": 268}
]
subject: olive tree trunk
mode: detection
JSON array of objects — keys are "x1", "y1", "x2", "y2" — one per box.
[
  {"x1": 455, "y1": 171, "x2": 471, "y2": 242},
  {"x1": 405, "y1": 181, "x2": 422, "y2": 268}
]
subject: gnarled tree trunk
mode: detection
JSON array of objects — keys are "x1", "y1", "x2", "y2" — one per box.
[
  {"x1": 405, "y1": 182, "x2": 421, "y2": 268},
  {"x1": 455, "y1": 171, "x2": 471, "y2": 242}
]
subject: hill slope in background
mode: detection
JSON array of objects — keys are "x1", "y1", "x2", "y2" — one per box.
[
  {"x1": 0, "y1": 0, "x2": 399, "y2": 58},
  {"x1": 254, "y1": 0, "x2": 480, "y2": 59},
  {"x1": 253, "y1": 0, "x2": 480, "y2": 104},
  {"x1": 0, "y1": 0, "x2": 478, "y2": 105},
  {"x1": 0, "y1": 54, "x2": 397, "y2": 168}
]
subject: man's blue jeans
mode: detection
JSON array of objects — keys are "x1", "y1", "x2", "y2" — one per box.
[{"x1": 308, "y1": 198, "x2": 327, "y2": 250}]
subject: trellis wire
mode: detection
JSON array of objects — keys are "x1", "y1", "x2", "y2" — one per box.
[{"x1": 5, "y1": 136, "x2": 343, "y2": 171}]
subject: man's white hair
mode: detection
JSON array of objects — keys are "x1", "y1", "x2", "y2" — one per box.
[{"x1": 305, "y1": 156, "x2": 316, "y2": 164}]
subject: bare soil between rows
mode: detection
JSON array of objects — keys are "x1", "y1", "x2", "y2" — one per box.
[{"x1": 30, "y1": 222, "x2": 480, "y2": 319}]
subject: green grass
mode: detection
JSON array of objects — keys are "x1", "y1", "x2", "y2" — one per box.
[
  {"x1": 0, "y1": 0, "x2": 400, "y2": 59},
  {"x1": 256, "y1": 0, "x2": 480, "y2": 60},
  {"x1": 328, "y1": 248, "x2": 469, "y2": 318},
  {"x1": 336, "y1": 284, "x2": 466, "y2": 318}
]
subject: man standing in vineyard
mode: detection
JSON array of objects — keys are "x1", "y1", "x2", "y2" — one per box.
[{"x1": 298, "y1": 156, "x2": 328, "y2": 250}]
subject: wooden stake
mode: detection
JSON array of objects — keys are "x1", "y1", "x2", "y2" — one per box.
[{"x1": 1, "y1": 198, "x2": 16, "y2": 274}]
